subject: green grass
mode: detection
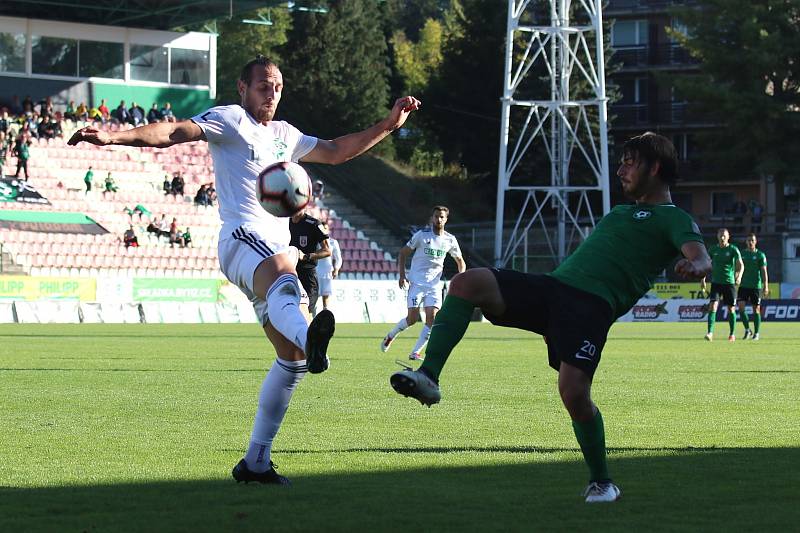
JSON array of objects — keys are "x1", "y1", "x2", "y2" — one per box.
[{"x1": 1, "y1": 322, "x2": 798, "y2": 532}]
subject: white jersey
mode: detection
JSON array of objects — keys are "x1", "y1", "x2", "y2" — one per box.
[
  {"x1": 406, "y1": 228, "x2": 461, "y2": 288},
  {"x1": 192, "y1": 105, "x2": 318, "y2": 240},
  {"x1": 316, "y1": 238, "x2": 342, "y2": 278}
]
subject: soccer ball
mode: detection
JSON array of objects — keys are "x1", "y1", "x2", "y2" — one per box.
[{"x1": 256, "y1": 161, "x2": 313, "y2": 217}]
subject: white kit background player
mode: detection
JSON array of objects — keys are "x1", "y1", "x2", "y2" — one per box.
[
  {"x1": 316, "y1": 221, "x2": 343, "y2": 312},
  {"x1": 69, "y1": 55, "x2": 420, "y2": 485},
  {"x1": 382, "y1": 206, "x2": 466, "y2": 360}
]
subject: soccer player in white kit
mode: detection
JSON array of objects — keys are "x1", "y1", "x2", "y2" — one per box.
[
  {"x1": 381, "y1": 206, "x2": 466, "y2": 360},
  {"x1": 69, "y1": 56, "x2": 420, "y2": 485},
  {"x1": 316, "y1": 222, "x2": 343, "y2": 312}
]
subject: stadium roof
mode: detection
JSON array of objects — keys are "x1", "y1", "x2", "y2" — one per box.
[{"x1": 0, "y1": 0, "x2": 286, "y2": 31}]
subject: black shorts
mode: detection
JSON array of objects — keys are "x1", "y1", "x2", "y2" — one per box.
[
  {"x1": 708, "y1": 283, "x2": 736, "y2": 307},
  {"x1": 737, "y1": 287, "x2": 762, "y2": 306},
  {"x1": 483, "y1": 269, "x2": 615, "y2": 379}
]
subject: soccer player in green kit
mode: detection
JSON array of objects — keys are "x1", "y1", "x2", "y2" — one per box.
[
  {"x1": 700, "y1": 228, "x2": 743, "y2": 341},
  {"x1": 389, "y1": 132, "x2": 712, "y2": 503},
  {"x1": 737, "y1": 233, "x2": 769, "y2": 340}
]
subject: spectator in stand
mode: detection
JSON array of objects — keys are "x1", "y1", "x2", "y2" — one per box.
[
  {"x1": 113, "y1": 100, "x2": 130, "y2": 125},
  {"x1": 64, "y1": 100, "x2": 77, "y2": 122},
  {"x1": 84, "y1": 166, "x2": 94, "y2": 194},
  {"x1": 10, "y1": 95, "x2": 23, "y2": 115},
  {"x1": 98, "y1": 99, "x2": 110, "y2": 123},
  {"x1": 13, "y1": 134, "x2": 32, "y2": 180},
  {"x1": 39, "y1": 114, "x2": 62, "y2": 139},
  {"x1": 39, "y1": 96, "x2": 53, "y2": 116},
  {"x1": 129, "y1": 102, "x2": 145, "y2": 126},
  {"x1": 169, "y1": 217, "x2": 185, "y2": 247},
  {"x1": 124, "y1": 203, "x2": 151, "y2": 220},
  {"x1": 123, "y1": 224, "x2": 139, "y2": 248},
  {"x1": 749, "y1": 199, "x2": 764, "y2": 233},
  {"x1": 36, "y1": 113, "x2": 50, "y2": 139},
  {"x1": 24, "y1": 112, "x2": 40, "y2": 139},
  {"x1": 0, "y1": 110, "x2": 10, "y2": 134},
  {"x1": 104, "y1": 171, "x2": 118, "y2": 195},
  {"x1": 312, "y1": 179, "x2": 325, "y2": 204},
  {"x1": 147, "y1": 103, "x2": 162, "y2": 124},
  {"x1": 22, "y1": 95, "x2": 33, "y2": 114},
  {"x1": 88, "y1": 106, "x2": 103, "y2": 123},
  {"x1": 0, "y1": 131, "x2": 8, "y2": 179},
  {"x1": 182, "y1": 227, "x2": 192, "y2": 247},
  {"x1": 206, "y1": 183, "x2": 216, "y2": 204},
  {"x1": 171, "y1": 172, "x2": 185, "y2": 196},
  {"x1": 163, "y1": 173, "x2": 172, "y2": 195},
  {"x1": 160, "y1": 102, "x2": 176, "y2": 122},
  {"x1": 158, "y1": 213, "x2": 170, "y2": 239},
  {"x1": 194, "y1": 183, "x2": 211, "y2": 206},
  {"x1": 147, "y1": 213, "x2": 166, "y2": 237},
  {"x1": 75, "y1": 102, "x2": 89, "y2": 122}
]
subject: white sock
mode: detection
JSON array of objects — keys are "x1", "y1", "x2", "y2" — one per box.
[
  {"x1": 410, "y1": 324, "x2": 431, "y2": 355},
  {"x1": 244, "y1": 358, "x2": 307, "y2": 472},
  {"x1": 389, "y1": 317, "x2": 409, "y2": 338},
  {"x1": 266, "y1": 273, "x2": 308, "y2": 352}
]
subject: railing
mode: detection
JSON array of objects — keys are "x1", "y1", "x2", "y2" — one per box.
[
  {"x1": 610, "y1": 101, "x2": 716, "y2": 127},
  {"x1": 612, "y1": 44, "x2": 699, "y2": 69},
  {"x1": 606, "y1": 0, "x2": 697, "y2": 12}
]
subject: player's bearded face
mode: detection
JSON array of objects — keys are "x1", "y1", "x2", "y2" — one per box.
[
  {"x1": 242, "y1": 66, "x2": 283, "y2": 123},
  {"x1": 618, "y1": 155, "x2": 653, "y2": 200}
]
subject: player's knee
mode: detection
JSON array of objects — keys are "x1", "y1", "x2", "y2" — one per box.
[{"x1": 448, "y1": 268, "x2": 490, "y2": 299}]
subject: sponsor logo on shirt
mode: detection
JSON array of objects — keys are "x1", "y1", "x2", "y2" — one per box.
[
  {"x1": 424, "y1": 247, "x2": 445, "y2": 257},
  {"x1": 631, "y1": 301, "x2": 668, "y2": 319},
  {"x1": 299, "y1": 236, "x2": 307, "y2": 247}
]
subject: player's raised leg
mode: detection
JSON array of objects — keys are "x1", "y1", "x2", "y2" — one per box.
[{"x1": 390, "y1": 269, "x2": 502, "y2": 405}]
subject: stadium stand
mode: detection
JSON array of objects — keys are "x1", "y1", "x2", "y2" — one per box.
[{"x1": 0, "y1": 120, "x2": 397, "y2": 279}]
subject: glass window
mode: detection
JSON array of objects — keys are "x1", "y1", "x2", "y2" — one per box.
[
  {"x1": 131, "y1": 44, "x2": 168, "y2": 83},
  {"x1": 612, "y1": 20, "x2": 648, "y2": 47},
  {"x1": 32, "y1": 36, "x2": 78, "y2": 76},
  {"x1": 170, "y1": 48, "x2": 209, "y2": 86},
  {"x1": 0, "y1": 32, "x2": 25, "y2": 73},
  {"x1": 79, "y1": 40, "x2": 123, "y2": 79}
]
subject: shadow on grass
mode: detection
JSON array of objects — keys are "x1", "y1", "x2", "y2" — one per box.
[{"x1": 1, "y1": 447, "x2": 797, "y2": 532}]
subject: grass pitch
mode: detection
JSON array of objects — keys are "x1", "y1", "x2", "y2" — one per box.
[{"x1": 1, "y1": 322, "x2": 798, "y2": 532}]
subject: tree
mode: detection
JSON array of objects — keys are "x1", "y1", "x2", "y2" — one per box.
[
  {"x1": 392, "y1": 19, "x2": 445, "y2": 96},
  {"x1": 215, "y1": 8, "x2": 292, "y2": 104},
  {"x1": 671, "y1": 0, "x2": 800, "y2": 190},
  {"x1": 280, "y1": 0, "x2": 391, "y2": 142}
]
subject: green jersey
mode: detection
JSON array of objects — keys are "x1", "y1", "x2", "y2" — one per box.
[
  {"x1": 549, "y1": 203, "x2": 703, "y2": 318},
  {"x1": 708, "y1": 244, "x2": 741, "y2": 284},
  {"x1": 740, "y1": 248, "x2": 767, "y2": 289},
  {"x1": 84, "y1": 170, "x2": 93, "y2": 183}
]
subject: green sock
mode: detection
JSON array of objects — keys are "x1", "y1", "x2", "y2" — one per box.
[
  {"x1": 728, "y1": 308, "x2": 736, "y2": 335},
  {"x1": 707, "y1": 309, "x2": 716, "y2": 333},
  {"x1": 740, "y1": 309, "x2": 750, "y2": 330},
  {"x1": 420, "y1": 295, "x2": 474, "y2": 381},
  {"x1": 572, "y1": 410, "x2": 610, "y2": 482},
  {"x1": 754, "y1": 312, "x2": 761, "y2": 334}
]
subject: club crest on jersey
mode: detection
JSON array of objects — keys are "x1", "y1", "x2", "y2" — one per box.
[
  {"x1": 633, "y1": 210, "x2": 652, "y2": 220},
  {"x1": 299, "y1": 236, "x2": 308, "y2": 247}
]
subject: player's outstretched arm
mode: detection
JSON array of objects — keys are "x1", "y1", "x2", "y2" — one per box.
[
  {"x1": 302, "y1": 96, "x2": 421, "y2": 165},
  {"x1": 675, "y1": 241, "x2": 712, "y2": 281},
  {"x1": 67, "y1": 120, "x2": 204, "y2": 149}
]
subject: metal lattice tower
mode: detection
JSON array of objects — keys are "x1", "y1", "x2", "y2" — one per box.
[{"x1": 494, "y1": 0, "x2": 610, "y2": 269}]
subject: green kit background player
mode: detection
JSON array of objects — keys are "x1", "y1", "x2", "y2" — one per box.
[
  {"x1": 737, "y1": 233, "x2": 769, "y2": 340},
  {"x1": 701, "y1": 228, "x2": 743, "y2": 341},
  {"x1": 390, "y1": 132, "x2": 712, "y2": 503}
]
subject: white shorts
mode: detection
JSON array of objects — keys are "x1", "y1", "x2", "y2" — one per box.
[
  {"x1": 406, "y1": 283, "x2": 442, "y2": 309},
  {"x1": 218, "y1": 224, "x2": 307, "y2": 326},
  {"x1": 318, "y1": 276, "x2": 333, "y2": 297}
]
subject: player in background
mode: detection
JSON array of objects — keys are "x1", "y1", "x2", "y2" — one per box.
[
  {"x1": 737, "y1": 233, "x2": 769, "y2": 340},
  {"x1": 69, "y1": 55, "x2": 420, "y2": 485},
  {"x1": 701, "y1": 228, "x2": 743, "y2": 341},
  {"x1": 381, "y1": 206, "x2": 466, "y2": 360},
  {"x1": 316, "y1": 221, "x2": 343, "y2": 312},
  {"x1": 290, "y1": 208, "x2": 331, "y2": 317},
  {"x1": 389, "y1": 133, "x2": 711, "y2": 503}
]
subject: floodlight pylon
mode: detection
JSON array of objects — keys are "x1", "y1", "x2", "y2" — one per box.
[{"x1": 494, "y1": 0, "x2": 610, "y2": 269}]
